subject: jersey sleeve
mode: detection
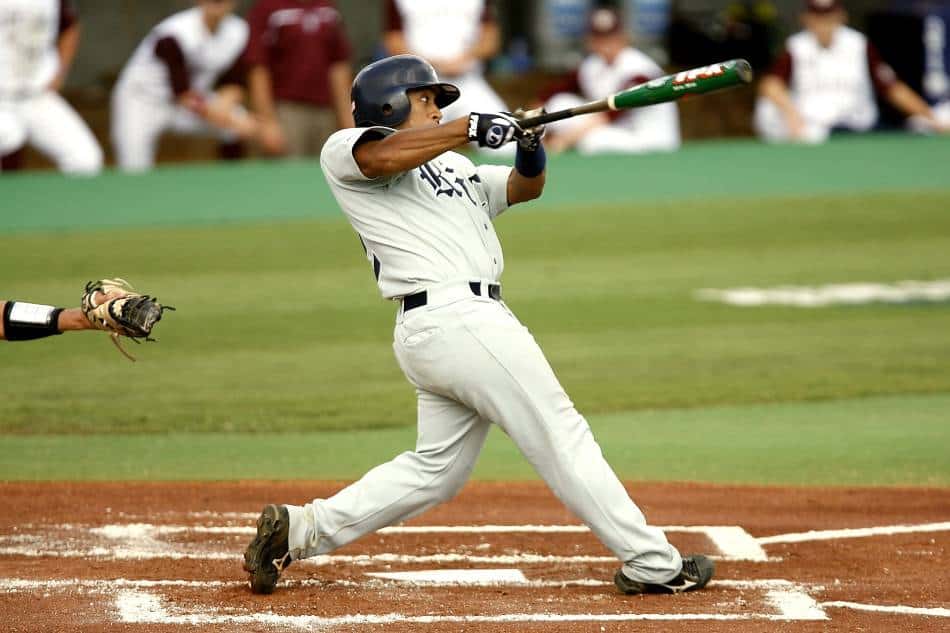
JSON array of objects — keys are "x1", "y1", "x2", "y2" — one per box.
[
  {"x1": 766, "y1": 49, "x2": 792, "y2": 83},
  {"x1": 475, "y1": 164, "x2": 511, "y2": 219},
  {"x1": 384, "y1": 0, "x2": 403, "y2": 31},
  {"x1": 154, "y1": 36, "x2": 190, "y2": 97},
  {"x1": 244, "y1": 0, "x2": 271, "y2": 67},
  {"x1": 320, "y1": 127, "x2": 397, "y2": 185},
  {"x1": 59, "y1": 0, "x2": 78, "y2": 35}
]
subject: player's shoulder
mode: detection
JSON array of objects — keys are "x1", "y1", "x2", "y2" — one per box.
[
  {"x1": 320, "y1": 126, "x2": 395, "y2": 164},
  {"x1": 835, "y1": 26, "x2": 867, "y2": 48},
  {"x1": 616, "y1": 46, "x2": 663, "y2": 75}
]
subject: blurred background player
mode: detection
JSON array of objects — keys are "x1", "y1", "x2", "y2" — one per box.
[
  {"x1": 245, "y1": 0, "x2": 353, "y2": 157},
  {"x1": 382, "y1": 0, "x2": 509, "y2": 124},
  {"x1": 755, "y1": 0, "x2": 950, "y2": 144},
  {"x1": 0, "y1": 0, "x2": 103, "y2": 175},
  {"x1": 110, "y1": 0, "x2": 259, "y2": 172},
  {"x1": 541, "y1": 7, "x2": 680, "y2": 155}
]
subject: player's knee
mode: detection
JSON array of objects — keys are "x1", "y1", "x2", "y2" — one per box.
[{"x1": 62, "y1": 142, "x2": 104, "y2": 176}]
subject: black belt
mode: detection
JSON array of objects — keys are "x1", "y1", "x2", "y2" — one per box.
[{"x1": 403, "y1": 282, "x2": 501, "y2": 313}]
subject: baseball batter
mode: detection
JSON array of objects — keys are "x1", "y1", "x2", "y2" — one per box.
[
  {"x1": 111, "y1": 0, "x2": 257, "y2": 171},
  {"x1": 243, "y1": 54, "x2": 714, "y2": 597},
  {"x1": 756, "y1": 0, "x2": 949, "y2": 143},
  {"x1": 0, "y1": 0, "x2": 102, "y2": 174}
]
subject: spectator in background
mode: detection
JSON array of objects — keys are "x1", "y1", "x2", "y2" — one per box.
[
  {"x1": 755, "y1": 0, "x2": 949, "y2": 143},
  {"x1": 541, "y1": 7, "x2": 680, "y2": 155},
  {"x1": 245, "y1": 0, "x2": 353, "y2": 157},
  {"x1": 382, "y1": 0, "x2": 509, "y2": 124},
  {"x1": 111, "y1": 0, "x2": 259, "y2": 172},
  {"x1": 0, "y1": 0, "x2": 103, "y2": 175}
]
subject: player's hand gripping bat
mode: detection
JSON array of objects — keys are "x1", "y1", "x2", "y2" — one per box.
[{"x1": 516, "y1": 59, "x2": 753, "y2": 129}]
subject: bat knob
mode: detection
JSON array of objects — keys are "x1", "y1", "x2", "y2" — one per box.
[{"x1": 733, "y1": 59, "x2": 754, "y2": 84}]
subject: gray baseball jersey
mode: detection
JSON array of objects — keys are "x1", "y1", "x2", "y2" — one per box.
[{"x1": 321, "y1": 126, "x2": 511, "y2": 299}]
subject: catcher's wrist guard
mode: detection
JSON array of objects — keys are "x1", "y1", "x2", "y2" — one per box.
[{"x1": 2, "y1": 301, "x2": 63, "y2": 341}]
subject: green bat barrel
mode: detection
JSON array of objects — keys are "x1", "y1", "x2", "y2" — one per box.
[{"x1": 610, "y1": 59, "x2": 753, "y2": 110}]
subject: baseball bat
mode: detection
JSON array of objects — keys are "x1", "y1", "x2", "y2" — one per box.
[{"x1": 517, "y1": 59, "x2": 754, "y2": 128}]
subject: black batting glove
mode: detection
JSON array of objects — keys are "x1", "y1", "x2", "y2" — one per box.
[{"x1": 467, "y1": 112, "x2": 522, "y2": 149}]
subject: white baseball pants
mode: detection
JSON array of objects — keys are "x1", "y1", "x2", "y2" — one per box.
[
  {"x1": 286, "y1": 282, "x2": 683, "y2": 584},
  {"x1": 0, "y1": 91, "x2": 102, "y2": 174}
]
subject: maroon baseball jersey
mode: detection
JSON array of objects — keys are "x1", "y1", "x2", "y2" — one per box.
[{"x1": 244, "y1": 0, "x2": 351, "y2": 106}]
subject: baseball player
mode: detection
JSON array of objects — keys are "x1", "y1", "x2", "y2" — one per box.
[
  {"x1": 382, "y1": 0, "x2": 510, "y2": 130},
  {"x1": 111, "y1": 0, "x2": 258, "y2": 172},
  {"x1": 244, "y1": 0, "x2": 353, "y2": 157},
  {"x1": 243, "y1": 54, "x2": 714, "y2": 597},
  {"x1": 542, "y1": 7, "x2": 680, "y2": 155},
  {"x1": 756, "y1": 0, "x2": 950, "y2": 143},
  {"x1": 0, "y1": 0, "x2": 103, "y2": 175}
]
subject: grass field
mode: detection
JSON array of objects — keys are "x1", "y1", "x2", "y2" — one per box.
[{"x1": 1, "y1": 136, "x2": 948, "y2": 484}]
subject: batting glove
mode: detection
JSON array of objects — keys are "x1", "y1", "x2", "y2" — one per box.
[
  {"x1": 512, "y1": 107, "x2": 546, "y2": 152},
  {"x1": 467, "y1": 112, "x2": 522, "y2": 149}
]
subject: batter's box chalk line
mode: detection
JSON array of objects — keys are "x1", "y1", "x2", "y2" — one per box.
[{"x1": 113, "y1": 579, "x2": 830, "y2": 627}]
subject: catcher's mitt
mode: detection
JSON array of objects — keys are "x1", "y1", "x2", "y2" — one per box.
[{"x1": 81, "y1": 278, "x2": 174, "y2": 361}]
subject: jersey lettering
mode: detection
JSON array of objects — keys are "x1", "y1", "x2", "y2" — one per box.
[{"x1": 419, "y1": 162, "x2": 477, "y2": 206}]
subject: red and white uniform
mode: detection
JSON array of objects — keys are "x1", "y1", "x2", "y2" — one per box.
[
  {"x1": 245, "y1": 0, "x2": 351, "y2": 108},
  {"x1": 0, "y1": 0, "x2": 102, "y2": 174},
  {"x1": 545, "y1": 46, "x2": 680, "y2": 154},
  {"x1": 755, "y1": 25, "x2": 898, "y2": 143},
  {"x1": 111, "y1": 7, "x2": 248, "y2": 171},
  {"x1": 385, "y1": 0, "x2": 508, "y2": 123}
]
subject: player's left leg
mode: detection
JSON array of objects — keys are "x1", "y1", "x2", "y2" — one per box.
[
  {"x1": 23, "y1": 92, "x2": 103, "y2": 175},
  {"x1": 283, "y1": 390, "x2": 491, "y2": 560},
  {"x1": 0, "y1": 106, "x2": 27, "y2": 171}
]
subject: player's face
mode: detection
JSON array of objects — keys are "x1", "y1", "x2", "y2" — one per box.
[
  {"x1": 400, "y1": 88, "x2": 443, "y2": 130},
  {"x1": 802, "y1": 9, "x2": 845, "y2": 47},
  {"x1": 587, "y1": 32, "x2": 627, "y2": 62}
]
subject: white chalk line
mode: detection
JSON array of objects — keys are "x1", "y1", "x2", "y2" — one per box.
[
  {"x1": 114, "y1": 580, "x2": 830, "y2": 626},
  {"x1": 695, "y1": 279, "x2": 950, "y2": 307},
  {"x1": 821, "y1": 601, "x2": 950, "y2": 617},
  {"x1": 758, "y1": 522, "x2": 950, "y2": 545},
  {"x1": 82, "y1": 522, "x2": 771, "y2": 563}
]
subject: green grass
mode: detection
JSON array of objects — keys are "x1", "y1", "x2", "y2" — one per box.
[
  {"x1": 1, "y1": 393, "x2": 946, "y2": 485},
  {"x1": 1, "y1": 140, "x2": 949, "y2": 485},
  {"x1": 2, "y1": 190, "x2": 948, "y2": 436}
]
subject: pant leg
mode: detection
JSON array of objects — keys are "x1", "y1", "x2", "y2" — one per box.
[
  {"x1": 397, "y1": 297, "x2": 682, "y2": 584},
  {"x1": 754, "y1": 96, "x2": 829, "y2": 144},
  {"x1": 286, "y1": 387, "x2": 491, "y2": 559},
  {"x1": 111, "y1": 88, "x2": 169, "y2": 172},
  {"x1": 24, "y1": 92, "x2": 103, "y2": 175},
  {"x1": 275, "y1": 101, "x2": 313, "y2": 158},
  {"x1": 0, "y1": 105, "x2": 27, "y2": 157},
  {"x1": 578, "y1": 104, "x2": 681, "y2": 155}
]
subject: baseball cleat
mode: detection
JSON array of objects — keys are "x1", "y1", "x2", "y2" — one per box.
[
  {"x1": 614, "y1": 554, "x2": 715, "y2": 595},
  {"x1": 243, "y1": 504, "x2": 292, "y2": 594}
]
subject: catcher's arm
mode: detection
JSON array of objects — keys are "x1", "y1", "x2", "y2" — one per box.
[{"x1": 0, "y1": 302, "x2": 90, "y2": 340}]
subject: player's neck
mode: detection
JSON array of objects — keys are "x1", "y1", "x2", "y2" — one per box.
[{"x1": 202, "y1": 13, "x2": 224, "y2": 33}]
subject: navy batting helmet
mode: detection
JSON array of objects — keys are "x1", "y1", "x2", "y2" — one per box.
[{"x1": 351, "y1": 55, "x2": 460, "y2": 128}]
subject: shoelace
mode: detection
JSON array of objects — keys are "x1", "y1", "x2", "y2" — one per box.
[{"x1": 680, "y1": 558, "x2": 699, "y2": 580}]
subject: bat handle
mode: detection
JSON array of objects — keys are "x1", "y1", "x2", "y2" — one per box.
[{"x1": 517, "y1": 101, "x2": 608, "y2": 130}]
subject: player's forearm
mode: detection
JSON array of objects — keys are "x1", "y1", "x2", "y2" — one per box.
[
  {"x1": 248, "y1": 65, "x2": 278, "y2": 120},
  {"x1": 52, "y1": 23, "x2": 81, "y2": 90},
  {"x1": 0, "y1": 302, "x2": 89, "y2": 341},
  {"x1": 887, "y1": 82, "x2": 937, "y2": 121},
  {"x1": 355, "y1": 118, "x2": 470, "y2": 178},
  {"x1": 759, "y1": 75, "x2": 801, "y2": 122},
  {"x1": 329, "y1": 62, "x2": 354, "y2": 128}
]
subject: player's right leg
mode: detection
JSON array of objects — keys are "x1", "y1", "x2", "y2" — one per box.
[
  {"x1": 23, "y1": 92, "x2": 103, "y2": 175},
  {"x1": 111, "y1": 88, "x2": 166, "y2": 172},
  {"x1": 0, "y1": 107, "x2": 27, "y2": 172},
  {"x1": 244, "y1": 385, "x2": 490, "y2": 593}
]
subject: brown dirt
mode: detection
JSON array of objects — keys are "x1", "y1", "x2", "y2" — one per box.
[{"x1": 0, "y1": 481, "x2": 948, "y2": 632}]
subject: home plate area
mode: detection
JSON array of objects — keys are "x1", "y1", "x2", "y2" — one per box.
[{"x1": 1, "y1": 482, "x2": 949, "y2": 632}]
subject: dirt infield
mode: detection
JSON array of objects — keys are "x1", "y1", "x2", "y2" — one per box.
[{"x1": 1, "y1": 481, "x2": 948, "y2": 632}]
